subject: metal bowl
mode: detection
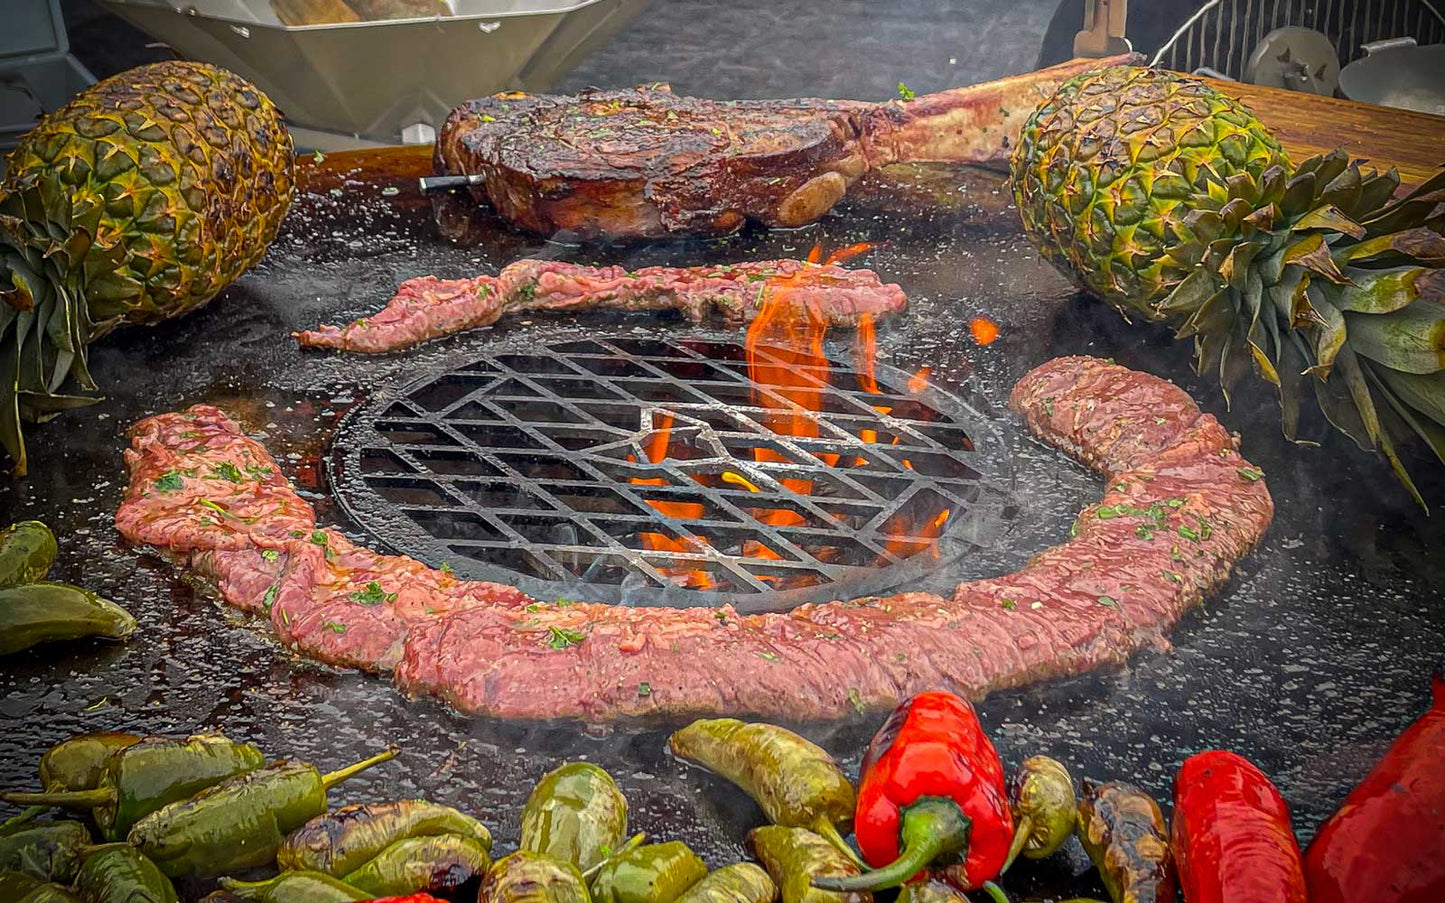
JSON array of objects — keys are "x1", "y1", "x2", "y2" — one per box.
[{"x1": 98, "y1": 0, "x2": 650, "y2": 144}]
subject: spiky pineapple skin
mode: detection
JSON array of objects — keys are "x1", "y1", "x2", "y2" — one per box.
[
  {"x1": 1011, "y1": 66, "x2": 1288, "y2": 318},
  {"x1": 1, "y1": 60, "x2": 294, "y2": 332}
]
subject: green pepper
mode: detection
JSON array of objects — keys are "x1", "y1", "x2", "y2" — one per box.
[
  {"x1": 484, "y1": 852, "x2": 593, "y2": 903},
  {"x1": 220, "y1": 871, "x2": 369, "y2": 902},
  {"x1": 0, "y1": 820, "x2": 91, "y2": 882},
  {"x1": 748, "y1": 827, "x2": 870, "y2": 903},
  {"x1": 675, "y1": 863, "x2": 777, "y2": 903},
  {"x1": 74, "y1": 844, "x2": 177, "y2": 903},
  {"x1": 0, "y1": 870, "x2": 44, "y2": 899},
  {"x1": 3, "y1": 733, "x2": 143, "y2": 835},
  {"x1": 521, "y1": 762, "x2": 628, "y2": 872},
  {"x1": 19, "y1": 883, "x2": 84, "y2": 903},
  {"x1": 0, "y1": 583, "x2": 136, "y2": 656},
  {"x1": 128, "y1": 746, "x2": 398, "y2": 878},
  {"x1": 38, "y1": 733, "x2": 144, "y2": 795},
  {"x1": 669, "y1": 720, "x2": 858, "y2": 864},
  {"x1": 0, "y1": 521, "x2": 58, "y2": 588},
  {"x1": 4, "y1": 733, "x2": 266, "y2": 841},
  {"x1": 277, "y1": 799, "x2": 492, "y2": 875},
  {"x1": 1004, "y1": 755, "x2": 1077, "y2": 868},
  {"x1": 341, "y1": 832, "x2": 491, "y2": 896},
  {"x1": 1076, "y1": 780, "x2": 1176, "y2": 903},
  {"x1": 589, "y1": 842, "x2": 708, "y2": 903},
  {"x1": 896, "y1": 877, "x2": 967, "y2": 903}
]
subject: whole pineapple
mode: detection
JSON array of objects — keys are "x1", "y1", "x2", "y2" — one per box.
[
  {"x1": 1, "y1": 61, "x2": 294, "y2": 475},
  {"x1": 1012, "y1": 66, "x2": 1445, "y2": 504}
]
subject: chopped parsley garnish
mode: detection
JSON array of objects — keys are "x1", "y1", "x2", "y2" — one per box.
[
  {"x1": 323, "y1": 620, "x2": 347, "y2": 634},
  {"x1": 848, "y1": 687, "x2": 866, "y2": 714},
  {"x1": 1178, "y1": 525, "x2": 1201, "y2": 541},
  {"x1": 525, "y1": 602, "x2": 545, "y2": 613},
  {"x1": 350, "y1": 581, "x2": 397, "y2": 605},
  {"x1": 546, "y1": 626, "x2": 587, "y2": 649},
  {"x1": 313, "y1": 150, "x2": 325, "y2": 163},
  {"x1": 1238, "y1": 466, "x2": 1264, "y2": 482},
  {"x1": 245, "y1": 464, "x2": 273, "y2": 479},
  {"x1": 896, "y1": 81, "x2": 916, "y2": 101},
  {"x1": 759, "y1": 651, "x2": 779, "y2": 662},
  {"x1": 517, "y1": 282, "x2": 538, "y2": 304},
  {"x1": 154, "y1": 470, "x2": 184, "y2": 492},
  {"x1": 1097, "y1": 595, "x2": 1119, "y2": 608},
  {"x1": 262, "y1": 550, "x2": 280, "y2": 562},
  {"x1": 310, "y1": 531, "x2": 329, "y2": 545},
  {"x1": 1000, "y1": 598, "x2": 1017, "y2": 611},
  {"x1": 289, "y1": 530, "x2": 306, "y2": 538},
  {"x1": 440, "y1": 562, "x2": 454, "y2": 574},
  {"x1": 1162, "y1": 570, "x2": 1184, "y2": 584},
  {"x1": 481, "y1": 114, "x2": 496, "y2": 123},
  {"x1": 211, "y1": 462, "x2": 244, "y2": 483},
  {"x1": 637, "y1": 682, "x2": 652, "y2": 698},
  {"x1": 262, "y1": 583, "x2": 278, "y2": 612}
]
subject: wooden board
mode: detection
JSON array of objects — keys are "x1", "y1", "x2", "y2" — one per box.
[{"x1": 1211, "y1": 80, "x2": 1444, "y2": 189}]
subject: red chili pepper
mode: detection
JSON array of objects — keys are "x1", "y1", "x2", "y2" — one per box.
[
  {"x1": 1172, "y1": 750, "x2": 1306, "y2": 903},
  {"x1": 363, "y1": 896, "x2": 448, "y2": 903},
  {"x1": 1304, "y1": 670, "x2": 1445, "y2": 903},
  {"x1": 812, "y1": 691, "x2": 1012, "y2": 892}
]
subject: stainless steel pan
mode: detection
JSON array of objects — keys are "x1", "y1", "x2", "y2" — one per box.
[{"x1": 1338, "y1": 37, "x2": 1445, "y2": 115}]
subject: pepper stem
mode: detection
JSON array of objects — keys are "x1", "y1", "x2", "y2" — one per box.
[
  {"x1": 980, "y1": 881, "x2": 1011, "y2": 903},
  {"x1": 0, "y1": 804, "x2": 49, "y2": 834},
  {"x1": 812, "y1": 817, "x2": 867, "y2": 870},
  {"x1": 319, "y1": 745, "x2": 399, "y2": 790},
  {"x1": 219, "y1": 875, "x2": 282, "y2": 898},
  {"x1": 810, "y1": 797, "x2": 972, "y2": 892},
  {"x1": 1001, "y1": 814, "x2": 1032, "y2": 872},
  {"x1": 0, "y1": 787, "x2": 114, "y2": 809},
  {"x1": 581, "y1": 831, "x2": 647, "y2": 881}
]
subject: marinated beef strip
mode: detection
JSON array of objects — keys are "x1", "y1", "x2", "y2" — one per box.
[
  {"x1": 116, "y1": 357, "x2": 1272, "y2": 720},
  {"x1": 434, "y1": 55, "x2": 1139, "y2": 239},
  {"x1": 295, "y1": 258, "x2": 908, "y2": 354}
]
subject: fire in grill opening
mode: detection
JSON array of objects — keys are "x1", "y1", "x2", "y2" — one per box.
[{"x1": 330, "y1": 334, "x2": 1014, "y2": 613}]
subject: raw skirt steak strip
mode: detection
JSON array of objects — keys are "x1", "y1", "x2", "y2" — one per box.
[
  {"x1": 295, "y1": 258, "x2": 907, "y2": 354},
  {"x1": 116, "y1": 357, "x2": 1272, "y2": 720}
]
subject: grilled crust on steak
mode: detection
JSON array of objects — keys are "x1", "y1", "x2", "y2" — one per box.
[
  {"x1": 296, "y1": 258, "x2": 907, "y2": 354},
  {"x1": 116, "y1": 356, "x2": 1272, "y2": 720},
  {"x1": 434, "y1": 56, "x2": 1138, "y2": 239}
]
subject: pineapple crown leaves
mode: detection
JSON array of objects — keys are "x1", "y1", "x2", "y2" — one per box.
[{"x1": 1155, "y1": 151, "x2": 1445, "y2": 507}]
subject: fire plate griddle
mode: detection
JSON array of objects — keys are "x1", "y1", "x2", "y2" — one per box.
[{"x1": 329, "y1": 334, "x2": 1016, "y2": 612}]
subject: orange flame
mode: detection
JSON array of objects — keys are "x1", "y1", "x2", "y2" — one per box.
[
  {"x1": 970, "y1": 317, "x2": 1000, "y2": 345},
  {"x1": 907, "y1": 366, "x2": 931, "y2": 394},
  {"x1": 631, "y1": 412, "x2": 714, "y2": 589}
]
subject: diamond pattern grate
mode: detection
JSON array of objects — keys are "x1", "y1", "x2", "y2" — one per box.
[{"x1": 329, "y1": 335, "x2": 1016, "y2": 612}]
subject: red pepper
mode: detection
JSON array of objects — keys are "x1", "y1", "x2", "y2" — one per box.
[
  {"x1": 813, "y1": 691, "x2": 1012, "y2": 892},
  {"x1": 1172, "y1": 750, "x2": 1306, "y2": 903},
  {"x1": 1304, "y1": 670, "x2": 1445, "y2": 903},
  {"x1": 363, "y1": 896, "x2": 448, "y2": 903}
]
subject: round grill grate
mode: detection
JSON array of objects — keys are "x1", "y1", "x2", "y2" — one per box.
[{"x1": 329, "y1": 335, "x2": 1016, "y2": 612}]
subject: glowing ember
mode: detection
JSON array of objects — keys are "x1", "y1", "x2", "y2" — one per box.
[
  {"x1": 970, "y1": 317, "x2": 1001, "y2": 345},
  {"x1": 908, "y1": 366, "x2": 932, "y2": 394}
]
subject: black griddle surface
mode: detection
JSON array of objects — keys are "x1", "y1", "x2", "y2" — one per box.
[{"x1": 3, "y1": 138, "x2": 1443, "y2": 903}]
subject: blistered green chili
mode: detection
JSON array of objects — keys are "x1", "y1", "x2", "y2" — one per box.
[
  {"x1": 74, "y1": 844, "x2": 177, "y2": 903},
  {"x1": 128, "y1": 746, "x2": 398, "y2": 877},
  {"x1": 670, "y1": 720, "x2": 858, "y2": 865},
  {"x1": 521, "y1": 762, "x2": 628, "y2": 872},
  {"x1": 589, "y1": 842, "x2": 708, "y2": 903},
  {"x1": 278, "y1": 799, "x2": 492, "y2": 875},
  {"x1": 0, "y1": 584, "x2": 136, "y2": 657},
  {"x1": 220, "y1": 870, "x2": 368, "y2": 903},
  {"x1": 3, "y1": 733, "x2": 265, "y2": 841},
  {"x1": 341, "y1": 832, "x2": 491, "y2": 897},
  {"x1": 0, "y1": 820, "x2": 91, "y2": 882},
  {"x1": 0, "y1": 521, "x2": 58, "y2": 588},
  {"x1": 748, "y1": 827, "x2": 870, "y2": 903},
  {"x1": 675, "y1": 863, "x2": 778, "y2": 903},
  {"x1": 1004, "y1": 755, "x2": 1077, "y2": 868},
  {"x1": 484, "y1": 852, "x2": 593, "y2": 903}
]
